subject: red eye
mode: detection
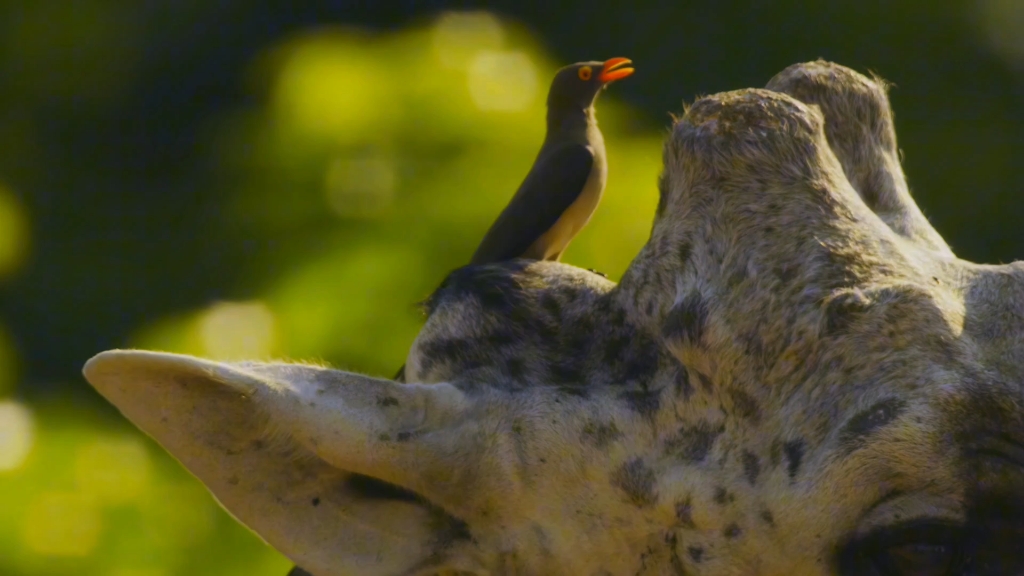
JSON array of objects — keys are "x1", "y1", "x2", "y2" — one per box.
[{"x1": 578, "y1": 66, "x2": 592, "y2": 81}]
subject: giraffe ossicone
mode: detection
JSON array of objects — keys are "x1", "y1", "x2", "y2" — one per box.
[{"x1": 83, "y1": 60, "x2": 1024, "y2": 575}]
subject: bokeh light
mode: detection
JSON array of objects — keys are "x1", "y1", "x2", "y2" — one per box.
[
  {"x1": 22, "y1": 491, "x2": 102, "y2": 557},
  {"x1": 270, "y1": 32, "x2": 399, "y2": 144},
  {"x1": 198, "y1": 301, "x2": 278, "y2": 361},
  {"x1": 0, "y1": 182, "x2": 30, "y2": 279},
  {"x1": 0, "y1": 401, "x2": 34, "y2": 472},
  {"x1": 467, "y1": 50, "x2": 539, "y2": 112},
  {"x1": 73, "y1": 436, "x2": 150, "y2": 504},
  {"x1": 975, "y1": 0, "x2": 1024, "y2": 67},
  {"x1": 432, "y1": 11, "x2": 506, "y2": 70}
]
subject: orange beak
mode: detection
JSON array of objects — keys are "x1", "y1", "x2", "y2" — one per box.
[{"x1": 599, "y1": 57, "x2": 634, "y2": 83}]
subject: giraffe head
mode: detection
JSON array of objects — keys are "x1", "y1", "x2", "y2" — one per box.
[{"x1": 83, "y1": 61, "x2": 1024, "y2": 575}]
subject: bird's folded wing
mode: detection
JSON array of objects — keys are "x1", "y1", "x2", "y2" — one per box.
[{"x1": 470, "y1": 143, "x2": 595, "y2": 264}]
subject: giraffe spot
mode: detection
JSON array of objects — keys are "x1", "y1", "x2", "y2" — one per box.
[
  {"x1": 397, "y1": 431, "x2": 413, "y2": 442},
  {"x1": 665, "y1": 422, "x2": 723, "y2": 462},
  {"x1": 425, "y1": 262, "x2": 530, "y2": 315},
  {"x1": 784, "y1": 439, "x2": 806, "y2": 479},
  {"x1": 556, "y1": 385, "x2": 590, "y2": 398},
  {"x1": 311, "y1": 497, "x2": 320, "y2": 507},
  {"x1": 540, "y1": 294, "x2": 563, "y2": 319},
  {"x1": 619, "y1": 388, "x2": 662, "y2": 418},
  {"x1": 675, "y1": 498, "x2": 695, "y2": 528},
  {"x1": 688, "y1": 546, "x2": 704, "y2": 563},
  {"x1": 550, "y1": 358, "x2": 585, "y2": 386},
  {"x1": 506, "y1": 357, "x2": 527, "y2": 380},
  {"x1": 656, "y1": 173, "x2": 671, "y2": 218},
  {"x1": 713, "y1": 487, "x2": 734, "y2": 505},
  {"x1": 838, "y1": 397, "x2": 907, "y2": 455},
  {"x1": 673, "y1": 363, "x2": 694, "y2": 399},
  {"x1": 662, "y1": 291, "x2": 708, "y2": 346},
  {"x1": 742, "y1": 451, "x2": 761, "y2": 486},
  {"x1": 727, "y1": 388, "x2": 761, "y2": 422},
  {"x1": 486, "y1": 330, "x2": 518, "y2": 347},
  {"x1": 582, "y1": 421, "x2": 623, "y2": 449},
  {"x1": 678, "y1": 241, "x2": 692, "y2": 266},
  {"x1": 761, "y1": 509, "x2": 775, "y2": 526},
  {"x1": 723, "y1": 523, "x2": 742, "y2": 539},
  {"x1": 376, "y1": 396, "x2": 399, "y2": 407},
  {"x1": 611, "y1": 458, "x2": 658, "y2": 508}
]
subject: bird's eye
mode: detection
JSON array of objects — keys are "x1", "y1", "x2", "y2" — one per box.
[{"x1": 578, "y1": 66, "x2": 592, "y2": 81}]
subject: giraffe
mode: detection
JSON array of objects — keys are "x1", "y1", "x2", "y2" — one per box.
[{"x1": 82, "y1": 60, "x2": 1024, "y2": 575}]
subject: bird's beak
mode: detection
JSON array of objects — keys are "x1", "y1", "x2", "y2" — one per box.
[{"x1": 599, "y1": 57, "x2": 634, "y2": 83}]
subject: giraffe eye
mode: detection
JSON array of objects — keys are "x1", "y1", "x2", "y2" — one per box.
[
  {"x1": 578, "y1": 66, "x2": 592, "y2": 81},
  {"x1": 838, "y1": 522, "x2": 964, "y2": 576}
]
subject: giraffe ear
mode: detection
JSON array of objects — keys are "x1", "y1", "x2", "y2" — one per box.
[{"x1": 82, "y1": 350, "x2": 485, "y2": 576}]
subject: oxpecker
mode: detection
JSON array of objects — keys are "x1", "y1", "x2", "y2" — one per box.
[
  {"x1": 469, "y1": 57, "x2": 635, "y2": 264},
  {"x1": 390, "y1": 59, "x2": 633, "y2": 383}
]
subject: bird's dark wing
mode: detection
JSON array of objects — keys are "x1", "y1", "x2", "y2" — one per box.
[{"x1": 469, "y1": 143, "x2": 595, "y2": 265}]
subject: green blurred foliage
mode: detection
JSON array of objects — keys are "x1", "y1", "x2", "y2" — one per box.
[
  {"x1": 0, "y1": 2, "x2": 1023, "y2": 575},
  {"x1": 0, "y1": 10, "x2": 659, "y2": 576}
]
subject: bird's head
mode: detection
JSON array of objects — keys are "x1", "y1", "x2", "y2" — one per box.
[{"x1": 547, "y1": 58, "x2": 634, "y2": 109}]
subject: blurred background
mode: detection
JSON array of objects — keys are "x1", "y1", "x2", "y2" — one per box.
[{"x1": 0, "y1": 1, "x2": 1022, "y2": 574}]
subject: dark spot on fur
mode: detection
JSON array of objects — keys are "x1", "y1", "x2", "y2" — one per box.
[
  {"x1": 619, "y1": 388, "x2": 662, "y2": 418},
  {"x1": 656, "y1": 172, "x2": 670, "y2": 217},
  {"x1": 427, "y1": 506, "x2": 473, "y2": 555},
  {"x1": 666, "y1": 422, "x2": 723, "y2": 462},
  {"x1": 784, "y1": 439, "x2": 806, "y2": 479},
  {"x1": 774, "y1": 264, "x2": 797, "y2": 284},
  {"x1": 674, "y1": 363, "x2": 694, "y2": 399},
  {"x1": 761, "y1": 509, "x2": 775, "y2": 526},
  {"x1": 344, "y1": 473, "x2": 420, "y2": 503},
  {"x1": 556, "y1": 385, "x2": 590, "y2": 398},
  {"x1": 678, "y1": 241, "x2": 692, "y2": 266},
  {"x1": 838, "y1": 398, "x2": 907, "y2": 454},
  {"x1": 713, "y1": 487, "x2": 733, "y2": 505},
  {"x1": 728, "y1": 388, "x2": 760, "y2": 422},
  {"x1": 378, "y1": 433, "x2": 391, "y2": 442},
  {"x1": 486, "y1": 330, "x2": 517, "y2": 347},
  {"x1": 227, "y1": 475, "x2": 239, "y2": 485},
  {"x1": 549, "y1": 357, "x2": 585, "y2": 386},
  {"x1": 611, "y1": 458, "x2": 658, "y2": 508},
  {"x1": 723, "y1": 523, "x2": 742, "y2": 539},
  {"x1": 662, "y1": 291, "x2": 708, "y2": 345},
  {"x1": 675, "y1": 498, "x2": 695, "y2": 528},
  {"x1": 697, "y1": 372, "x2": 714, "y2": 392},
  {"x1": 506, "y1": 357, "x2": 527, "y2": 381},
  {"x1": 250, "y1": 439, "x2": 265, "y2": 451},
  {"x1": 311, "y1": 497, "x2": 320, "y2": 507},
  {"x1": 582, "y1": 421, "x2": 623, "y2": 448},
  {"x1": 511, "y1": 421, "x2": 524, "y2": 435},
  {"x1": 688, "y1": 546, "x2": 704, "y2": 563},
  {"x1": 541, "y1": 294, "x2": 562, "y2": 319},
  {"x1": 377, "y1": 396, "x2": 399, "y2": 407},
  {"x1": 742, "y1": 451, "x2": 761, "y2": 485},
  {"x1": 615, "y1": 332, "x2": 661, "y2": 386},
  {"x1": 397, "y1": 431, "x2": 413, "y2": 442},
  {"x1": 664, "y1": 532, "x2": 688, "y2": 576},
  {"x1": 424, "y1": 262, "x2": 531, "y2": 316}
]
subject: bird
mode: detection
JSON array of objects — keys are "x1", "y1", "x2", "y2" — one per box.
[
  {"x1": 468, "y1": 57, "x2": 634, "y2": 264},
  {"x1": 389, "y1": 58, "x2": 634, "y2": 384}
]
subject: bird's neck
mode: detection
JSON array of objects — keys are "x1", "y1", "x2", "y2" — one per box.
[{"x1": 546, "y1": 104, "x2": 595, "y2": 137}]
